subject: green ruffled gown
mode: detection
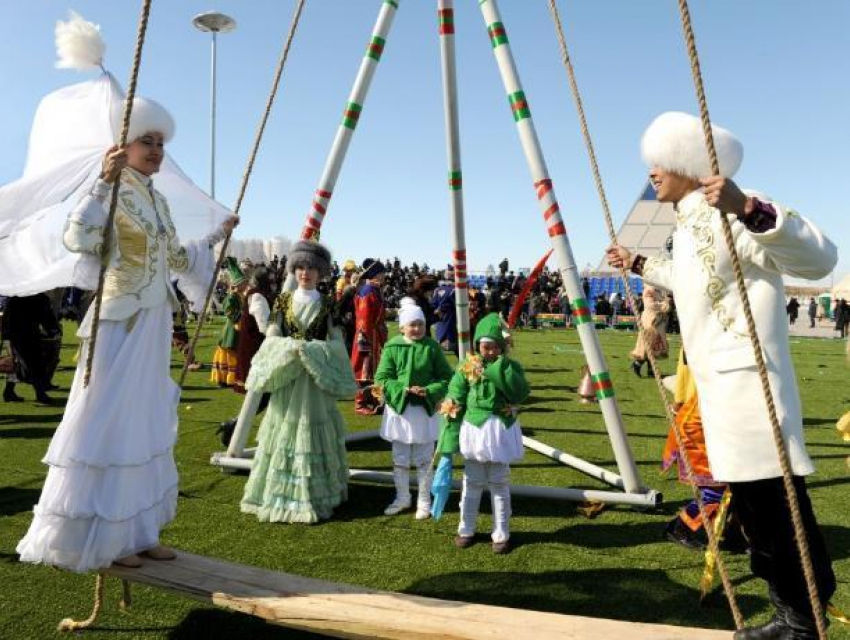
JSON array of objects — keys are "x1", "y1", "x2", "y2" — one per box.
[{"x1": 240, "y1": 289, "x2": 357, "y2": 523}]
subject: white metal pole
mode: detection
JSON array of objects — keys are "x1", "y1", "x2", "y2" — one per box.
[
  {"x1": 478, "y1": 0, "x2": 644, "y2": 494},
  {"x1": 210, "y1": 30, "x2": 217, "y2": 199},
  {"x1": 285, "y1": 0, "x2": 400, "y2": 291},
  {"x1": 437, "y1": 0, "x2": 471, "y2": 359}
]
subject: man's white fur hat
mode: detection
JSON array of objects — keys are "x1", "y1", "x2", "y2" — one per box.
[
  {"x1": 114, "y1": 97, "x2": 176, "y2": 143},
  {"x1": 641, "y1": 111, "x2": 743, "y2": 179}
]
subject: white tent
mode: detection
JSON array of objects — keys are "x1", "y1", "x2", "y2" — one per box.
[
  {"x1": 227, "y1": 236, "x2": 292, "y2": 264},
  {"x1": 832, "y1": 273, "x2": 850, "y2": 300}
]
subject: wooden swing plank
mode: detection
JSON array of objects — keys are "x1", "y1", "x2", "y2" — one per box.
[{"x1": 105, "y1": 551, "x2": 732, "y2": 639}]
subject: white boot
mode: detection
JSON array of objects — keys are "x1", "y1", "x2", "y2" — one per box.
[
  {"x1": 489, "y1": 463, "x2": 512, "y2": 545},
  {"x1": 415, "y1": 464, "x2": 433, "y2": 520},
  {"x1": 458, "y1": 460, "x2": 486, "y2": 537},
  {"x1": 384, "y1": 466, "x2": 412, "y2": 515}
]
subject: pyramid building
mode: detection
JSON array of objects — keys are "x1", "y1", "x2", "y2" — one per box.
[{"x1": 596, "y1": 181, "x2": 675, "y2": 272}]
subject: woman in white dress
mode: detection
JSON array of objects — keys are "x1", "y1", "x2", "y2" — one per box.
[{"x1": 16, "y1": 99, "x2": 236, "y2": 571}]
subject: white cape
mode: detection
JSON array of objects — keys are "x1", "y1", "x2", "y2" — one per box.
[{"x1": 0, "y1": 73, "x2": 232, "y2": 296}]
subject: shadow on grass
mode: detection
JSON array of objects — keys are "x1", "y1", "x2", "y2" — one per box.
[
  {"x1": 820, "y1": 524, "x2": 850, "y2": 561},
  {"x1": 0, "y1": 413, "x2": 64, "y2": 426},
  {"x1": 166, "y1": 607, "x2": 324, "y2": 639},
  {"x1": 802, "y1": 417, "x2": 839, "y2": 426},
  {"x1": 0, "y1": 425, "x2": 58, "y2": 439},
  {"x1": 0, "y1": 487, "x2": 40, "y2": 517},
  {"x1": 525, "y1": 425, "x2": 666, "y2": 440},
  {"x1": 406, "y1": 567, "x2": 755, "y2": 630},
  {"x1": 177, "y1": 397, "x2": 211, "y2": 404}
]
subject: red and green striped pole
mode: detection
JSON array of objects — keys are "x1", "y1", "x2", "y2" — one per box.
[
  {"x1": 287, "y1": 0, "x2": 400, "y2": 289},
  {"x1": 437, "y1": 0, "x2": 471, "y2": 359},
  {"x1": 478, "y1": 0, "x2": 643, "y2": 495}
]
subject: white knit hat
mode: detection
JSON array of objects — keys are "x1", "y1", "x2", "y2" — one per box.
[
  {"x1": 113, "y1": 96, "x2": 176, "y2": 143},
  {"x1": 398, "y1": 297, "x2": 425, "y2": 327},
  {"x1": 641, "y1": 111, "x2": 743, "y2": 179}
]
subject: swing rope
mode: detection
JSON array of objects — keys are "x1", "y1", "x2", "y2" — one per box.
[
  {"x1": 676, "y1": 1, "x2": 827, "y2": 637},
  {"x1": 57, "y1": 573, "x2": 105, "y2": 632},
  {"x1": 83, "y1": 0, "x2": 153, "y2": 388},
  {"x1": 546, "y1": 1, "x2": 743, "y2": 628},
  {"x1": 179, "y1": 0, "x2": 307, "y2": 388}
]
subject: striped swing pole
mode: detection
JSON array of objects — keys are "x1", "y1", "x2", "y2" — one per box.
[
  {"x1": 285, "y1": 0, "x2": 400, "y2": 291},
  {"x1": 546, "y1": 0, "x2": 743, "y2": 627},
  {"x1": 477, "y1": 0, "x2": 643, "y2": 494},
  {"x1": 437, "y1": 0, "x2": 471, "y2": 359}
]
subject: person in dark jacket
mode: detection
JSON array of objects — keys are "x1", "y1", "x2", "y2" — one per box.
[{"x1": 2, "y1": 293, "x2": 61, "y2": 404}]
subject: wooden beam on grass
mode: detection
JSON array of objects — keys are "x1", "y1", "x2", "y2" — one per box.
[{"x1": 105, "y1": 551, "x2": 731, "y2": 639}]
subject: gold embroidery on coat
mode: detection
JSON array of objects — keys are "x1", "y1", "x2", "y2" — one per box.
[{"x1": 678, "y1": 199, "x2": 744, "y2": 335}]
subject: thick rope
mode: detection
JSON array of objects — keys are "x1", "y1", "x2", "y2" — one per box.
[
  {"x1": 546, "y1": 1, "x2": 744, "y2": 627},
  {"x1": 179, "y1": 0, "x2": 307, "y2": 387},
  {"x1": 83, "y1": 0, "x2": 153, "y2": 388},
  {"x1": 676, "y1": 2, "x2": 826, "y2": 637},
  {"x1": 57, "y1": 573, "x2": 105, "y2": 632}
]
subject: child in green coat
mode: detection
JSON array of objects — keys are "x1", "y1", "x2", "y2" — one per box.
[
  {"x1": 375, "y1": 299, "x2": 454, "y2": 518},
  {"x1": 438, "y1": 313, "x2": 530, "y2": 553}
]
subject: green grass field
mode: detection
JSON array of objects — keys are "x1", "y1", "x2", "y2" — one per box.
[{"x1": 1, "y1": 320, "x2": 847, "y2": 639}]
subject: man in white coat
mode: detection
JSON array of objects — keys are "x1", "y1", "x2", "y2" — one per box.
[{"x1": 607, "y1": 112, "x2": 837, "y2": 640}]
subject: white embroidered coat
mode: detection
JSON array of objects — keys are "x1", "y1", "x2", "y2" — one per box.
[
  {"x1": 63, "y1": 168, "x2": 207, "y2": 321},
  {"x1": 642, "y1": 190, "x2": 837, "y2": 482}
]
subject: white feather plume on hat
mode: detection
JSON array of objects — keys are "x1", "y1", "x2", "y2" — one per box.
[
  {"x1": 55, "y1": 11, "x2": 105, "y2": 71},
  {"x1": 641, "y1": 112, "x2": 743, "y2": 179}
]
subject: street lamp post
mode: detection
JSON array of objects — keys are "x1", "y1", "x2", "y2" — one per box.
[{"x1": 192, "y1": 11, "x2": 236, "y2": 200}]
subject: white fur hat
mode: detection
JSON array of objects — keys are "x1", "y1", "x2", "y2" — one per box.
[
  {"x1": 641, "y1": 111, "x2": 743, "y2": 179},
  {"x1": 114, "y1": 97, "x2": 176, "y2": 143},
  {"x1": 398, "y1": 297, "x2": 425, "y2": 327}
]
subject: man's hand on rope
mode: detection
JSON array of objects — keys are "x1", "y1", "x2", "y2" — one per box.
[
  {"x1": 100, "y1": 145, "x2": 128, "y2": 184},
  {"x1": 605, "y1": 245, "x2": 632, "y2": 270},
  {"x1": 221, "y1": 215, "x2": 240, "y2": 235},
  {"x1": 700, "y1": 176, "x2": 753, "y2": 218}
]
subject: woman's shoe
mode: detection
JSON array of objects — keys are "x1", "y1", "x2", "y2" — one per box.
[
  {"x1": 112, "y1": 554, "x2": 143, "y2": 568},
  {"x1": 631, "y1": 360, "x2": 643, "y2": 377},
  {"x1": 141, "y1": 546, "x2": 176, "y2": 560}
]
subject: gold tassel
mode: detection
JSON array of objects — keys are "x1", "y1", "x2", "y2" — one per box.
[
  {"x1": 827, "y1": 603, "x2": 849, "y2": 625},
  {"x1": 699, "y1": 488, "x2": 732, "y2": 600}
]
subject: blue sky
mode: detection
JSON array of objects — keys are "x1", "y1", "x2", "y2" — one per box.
[{"x1": 1, "y1": 1, "x2": 847, "y2": 281}]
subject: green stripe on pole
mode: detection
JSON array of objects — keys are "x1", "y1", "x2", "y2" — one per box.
[
  {"x1": 571, "y1": 298, "x2": 591, "y2": 325},
  {"x1": 366, "y1": 36, "x2": 386, "y2": 61},
  {"x1": 488, "y1": 22, "x2": 508, "y2": 48},
  {"x1": 592, "y1": 371, "x2": 615, "y2": 399},
  {"x1": 342, "y1": 102, "x2": 362, "y2": 130},
  {"x1": 385, "y1": 0, "x2": 398, "y2": 8},
  {"x1": 448, "y1": 170, "x2": 462, "y2": 190},
  {"x1": 508, "y1": 90, "x2": 530, "y2": 122}
]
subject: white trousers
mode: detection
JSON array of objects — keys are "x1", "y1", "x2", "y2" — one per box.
[
  {"x1": 458, "y1": 460, "x2": 511, "y2": 543},
  {"x1": 391, "y1": 441, "x2": 434, "y2": 507},
  {"x1": 391, "y1": 441, "x2": 434, "y2": 469}
]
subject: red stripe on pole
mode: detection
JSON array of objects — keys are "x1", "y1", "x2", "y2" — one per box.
[
  {"x1": 534, "y1": 178, "x2": 552, "y2": 199},
  {"x1": 312, "y1": 201, "x2": 326, "y2": 215},
  {"x1": 548, "y1": 222, "x2": 567, "y2": 237},
  {"x1": 306, "y1": 217, "x2": 321, "y2": 230},
  {"x1": 456, "y1": 282, "x2": 469, "y2": 290},
  {"x1": 316, "y1": 190, "x2": 332, "y2": 199},
  {"x1": 543, "y1": 202, "x2": 560, "y2": 221},
  {"x1": 453, "y1": 249, "x2": 466, "y2": 260}
]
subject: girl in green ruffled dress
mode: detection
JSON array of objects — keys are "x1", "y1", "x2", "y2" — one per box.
[{"x1": 240, "y1": 241, "x2": 357, "y2": 523}]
